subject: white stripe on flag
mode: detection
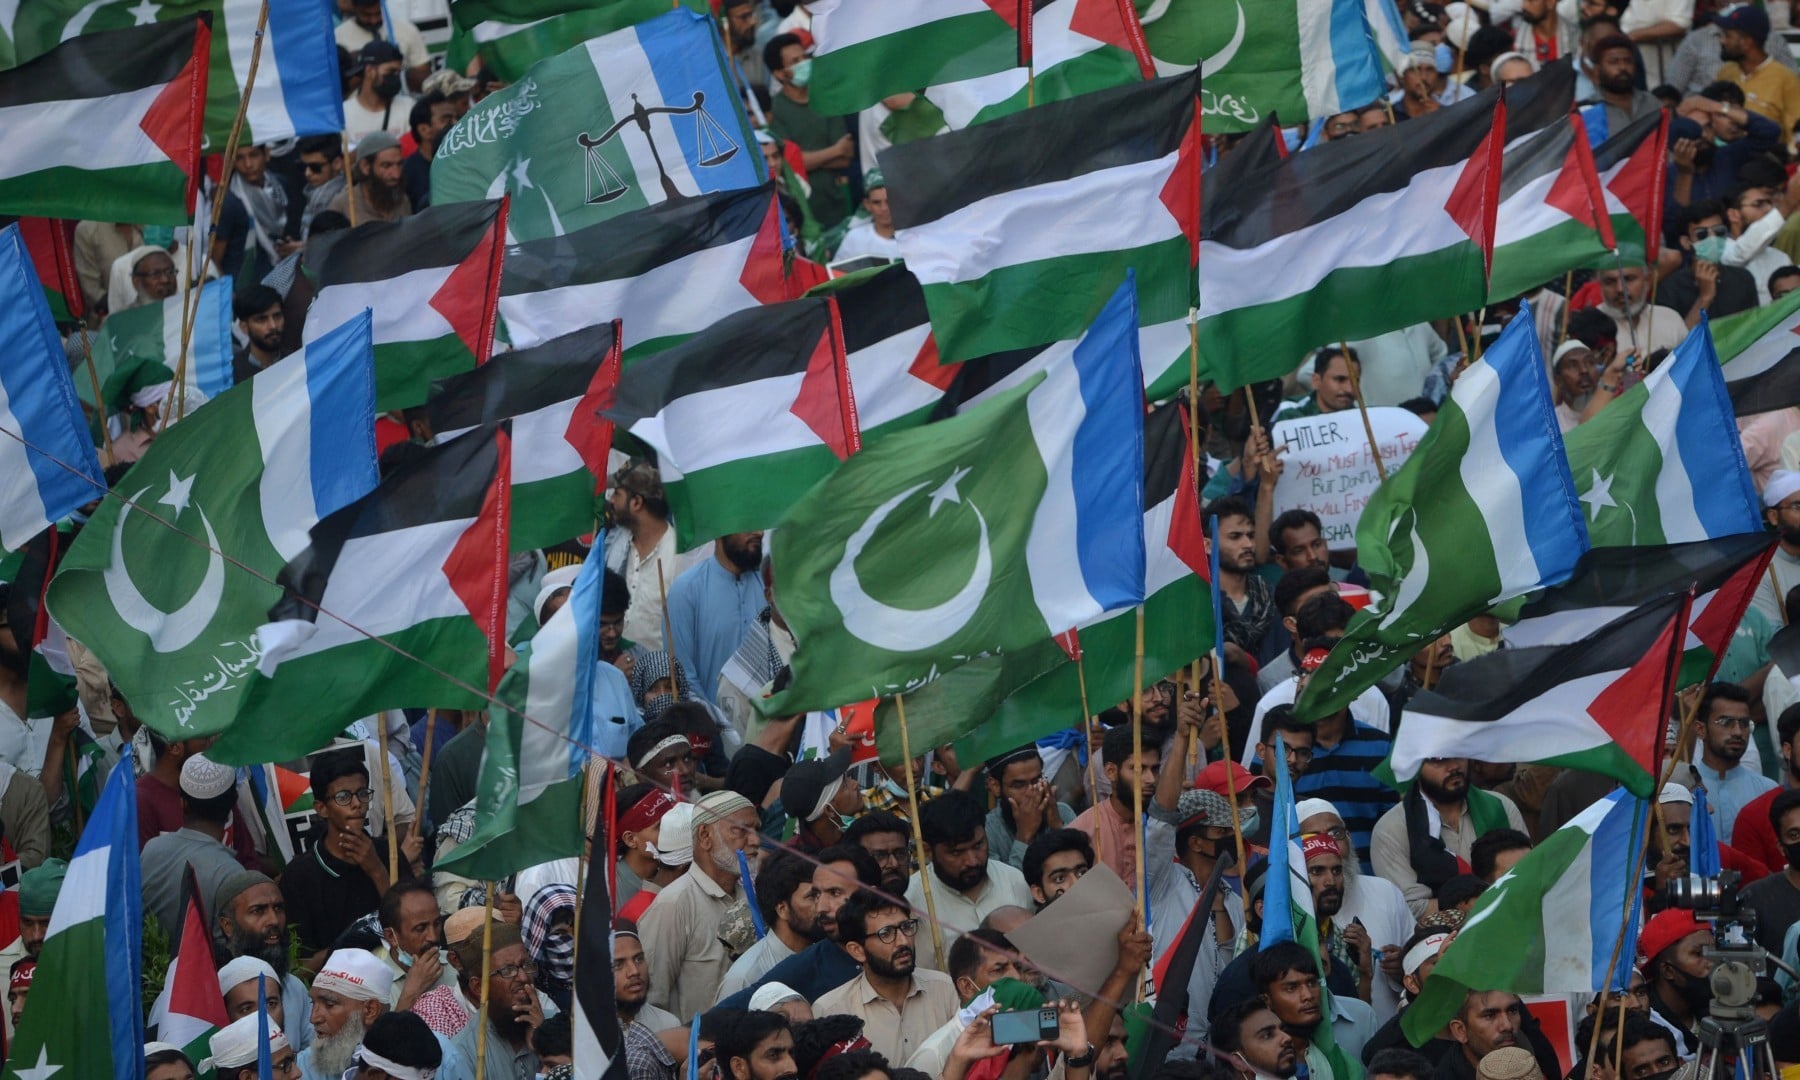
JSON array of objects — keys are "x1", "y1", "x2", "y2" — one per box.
[
  {"x1": 1391, "y1": 671, "x2": 1619, "y2": 782},
  {"x1": 512, "y1": 399, "x2": 586, "y2": 484},
  {"x1": 253, "y1": 351, "x2": 328, "y2": 562},
  {"x1": 590, "y1": 27, "x2": 705, "y2": 206},
  {"x1": 1453, "y1": 359, "x2": 1544, "y2": 593},
  {"x1": 471, "y1": 15, "x2": 555, "y2": 43},
  {"x1": 629, "y1": 372, "x2": 822, "y2": 476},
  {"x1": 1642, "y1": 363, "x2": 1705, "y2": 541},
  {"x1": 847, "y1": 326, "x2": 939, "y2": 429},
  {"x1": 305, "y1": 267, "x2": 454, "y2": 346},
  {"x1": 1297, "y1": 0, "x2": 1342, "y2": 118},
  {"x1": 46, "y1": 843, "x2": 110, "y2": 935},
  {"x1": 0, "y1": 380, "x2": 51, "y2": 552},
  {"x1": 229, "y1": 0, "x2": 290, "y2": 144},
  {"x1": 1023, "y1": 348, "x2": 1095, "y2": 632},
  {"x1": 811, "y1": 0, "x2": 996, "y2": 51},
  {"x1": 0, "y1": 86, "x2": 171, "y2": 177},
  {"x1": 1495, "y1": 172, "x2": 1577, "y2": 245},
  {"x1": 897, "y1": 151, "x2": 1182, "y2": 286},
  {"x1": 276, "y1": 518, "x2": 474, "y2": 661}
]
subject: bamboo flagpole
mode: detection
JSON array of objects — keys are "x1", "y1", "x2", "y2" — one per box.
[
  {"x1": 1340, "y1": 344, "x2": 1388, "y2": 482},
  {"x1": 1207, "y1": 515, "x2": 1249, "y2": 876},
  {"x1": 378, "y1": 729, "x2": 400, "y2": 885},
  {"x1": 657, "y1": 560, "x2": 684, "y2": 698},
  {"x1": 475, "y1": 887, "x2": 495, "y2": 1080},
  {"x1": 1131, "y1": 607, "x2": 1147, "y2": 924},
  {"x1": 893, "y1": 694, "x2": 945, "y2": 964},
  {"x1": 417, "y1": 708, "x2": 439, "y2": 826}
]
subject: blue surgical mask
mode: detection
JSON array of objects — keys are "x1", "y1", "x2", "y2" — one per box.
[
  {"x1": 142, "y1": 225, "x2": 176, "y2": 250},
  {"x1": 1435, "y1": 43, "x2": 1453, "y2": 73},
  {"x1": 790, "y1": 57, "x2": 813, "y2": 87},
  {"x1": 1694, "y1": 235, "x2": 1728, "y2": 263}
]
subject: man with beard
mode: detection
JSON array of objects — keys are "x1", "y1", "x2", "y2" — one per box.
[
  {"x1": 1305, "y1": 833, "x2": 1375, "y2": 1010},
  {"x1": 1722, "y1": 181, "x2": 1792, "y2": 306},
  {"x1": 723, "y1": 0, "x2": 770, "y2": 93},
  {"x1": 715, "y1": 845, "x2": 882, "y2": 1013},
  {"x1": 1513, "y1": 0, "x2": 1578, "y2": 62},
  {"x1": 301, "y1": 950, "x2": 401, "y2": 1080},
  {"x1": 812, "y1": 892, "x2": 958, "y2": 1063},
  {"x1": 1290, "y1": 644, "x2": 1398, "y2": 872},
  {"x1": 450, "y1": 925, "x2": 545, "y2": 1080},
  {"x1": 1022, "y1": 829, "x2": 1093, "y2": 909},
  {"x1": 1275, "y1": 347, "x2": 1363, "y2": 421},
  {"x1": 295, "y1": 135, "x2": 347, "y2": 240},
  {"x1": 1736, "y1": 705, "x2": 1800, "y2": 869},
  {"x1": 845, "y1": 813, "x2": 913, "y2": 896},
  {"x1": 1215, "y1": 998, "x2": 1300, "y2": 1080},
  {"x1": 341, "y1": 41, "x2": 415, "y2": 143},
  {"x1": 232, "y1": 285, "x2": 286, "y2": 382},
  {"x1": 1715, "y1": 4, "x2": 1800, "y2": 143},
  {"x1": 906, "y1": 792, "x2": 1034, "y2": 972},
  {"x1": 640, "y1": 790, "x2": 763, "y2": 1016},
  {"x1": 1206, "y1": 496, "x2": 1278, "y2": 659},
  {"x1": 1587, "y1": 35, "x2": 1663, "y2": 134},
  {"x1": 0, "y1": 860, "x2": 59, "y2": 1042},
  {"x1": 984, "y1": 746, "x2": 1075, "y2": 870},
  {"x1": 668, "y1": 531, "x2": 766, "y2": 702},
  {"x1": 1144, "y1": 787, "x2": 1245, "y2": 1046},
  {"x1": 616, "y1": 928, "x2": 681, "y2": 1080},
  {"x1": 401, "y1": 92, "x2": 456, "y2": 210},
  {"x1": 1594, "y1": 263, "x2": 1686, "y2": 360},
  {"x1": 1373, "y1": 757, "x2": 1527, "y2": 917},
  {"x1": 1252, "y1": 943, "x2": 1335, "y2": 1079},
  {"x1": 215, "y1": 871, "x2": 316, "y2": 1049},
  {"x1": 1755, "y1": 474, "x2": 1800, "y2": 626},
  {"x1": 717, "y1": 1010, "x2": 800, "y2": 1080},
  {"x1": 1692, "y1": 683, "x2": 1776, "y2": 845},
  {"x1": 329, "y1": 130, "x2": 412, "y2": 225},
  {"x1": 1439, "y1": 993, "x2": 1531, "y2": 1080},
  {"x1": 718, "y1": 852, "x2": 827, "y2": 1001},
  {"x1": 603, "y1": 462, "x2": 694, "y2": 653},
  {"x1": 1739, "y1": 790, "x2": 1800, "y2": 958},
  {"x1": 1299, "y1": 800, "x2": 1413, "y2": 1028},
  {"x1": 1072, "y1": 725, "x2": 1168, "y2": 892},
  {"x1": 1639, "y1": 909, "x2": 1715, "y2": 1055}
]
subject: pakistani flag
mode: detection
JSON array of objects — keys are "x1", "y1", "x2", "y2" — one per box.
[
  {"x1": 224, "y1": 424, "x2": 512, "y2": 764},
  {"x1": 431, "y1": 9, "x2": 763, "y2": 243},
  {"x1": 1381, "y1": 591, "x2": 1690, "y2": 797},
  {"x1": 2, "y1": 761, "x2": 140, "y2": 1080},
  {"x1": 1488, "y1": 111, "x2": 1615, "y2": 302},
  {"x1": 0, "y1": 18, "x2": 209, "y2": 225},
  {"x1": 1134, "y1": 0, "x2": 1387, "y2": 133},
  {"x1": 448, "y1": 0, "x2": 706, "y2": 82},
  {"x1": 437, "y1": 552, "x2": 609, "y2": 879},
  {"x1": 1712, "y1": 286, "x2": 1800, "y2": 416},
  {"x1": 498, "y1": 184, "x2": 793, "y2": 362},
  {"x1": 46, "y1": 314, "x2": 380, "y2": 742},
  {"x1": 1402, "y1": 789, "x2": 1648, "y2": 1046},
  {"x1": 1565, "y1": 317, "x2": 1762, "y2": 547},
  {"x1": 13, "y1": 0, "x2": 344, "y2": 147},
  {"x1": 427, "y1": 324, "x2": 620, "y2": 553},
  {"x1": 759, "y1": 276, "x2": 1147, "y2": 716},
  {"x1": 603, "y1": 297, "x2": 857, "y2": 550},
  {"x1": 1295, "y1": 305, "x2": 1590, "y2": 721},
  {"x1": 881, "y1": 71, "x2": 1198, "y2": 395},
  {"x1": 302, "y1": 200, "x2": 508, "y2": 411},
  {"x1": 807, "y1": 0, "x2": 1024, "y2": 116},
  {"x1": 881, "y1": 400, "x2": 1214, "y2": 765},
  {"x1": 89, "y1": 278, "x2": 234, "y2": 407}
]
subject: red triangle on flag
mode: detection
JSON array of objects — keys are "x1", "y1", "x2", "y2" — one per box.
[
  {"x1": 1544, "y1": 119, "x2": 1616, "y2": 251},
  {"x1": 429, "y1": 205, "x2": 508, "y2": 363},
  {"x1": 1159, "y1": 110, "x2": 1202, "y2": 267},
  {"x1": 1443, "y1": 96, "x2": 1507, "y2": 278},
  {"x1": 1689, "y1": 544, "x2": 1776, "y2": 678},
  {"x1": 1606, "y1": 112, "x2": 1669, "y2": 255},
  {"x1": 789, "y1": 299, "x2": 860, "y2": 460},
  {"x1": 168, "y1": 872, "x2": 231, "y2": 1029},
  {"x1": 138, "y1": 21, "x2": 209, "y2": 193},
  {"x1": 907, "y1": 333, "x2": 962, "y2": 392},
  {"x1": 1170, "y1": 405, "x2": 1210, "y2": 578},
  {"x1": 742, "y1": 192, "x2": 795, "y2": 305},
  {"x1": 563, "y1": 321, "x2": 621, "y2": 483},
  {"x1": 1584, "y1": 594, "x2": 1691, "y2": 781},
  {"x1": 1070, "y1": 0, "x2": 1155, "y2": 76},
  {"x1": 1054, "y1": 627, "x2": 1082, "y2": 662},
  {"x1": 441, "y1": 427, "x2": 513, "y2": 691}
]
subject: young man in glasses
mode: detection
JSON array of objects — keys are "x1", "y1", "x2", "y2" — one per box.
[
  {"x1": 294, "y1": 135, "x2": 347, "y2": 241},
  {"x1": 811, "y1": 891, "x2": 958, "y2": 1064},
  {"x1": 1691, "y1": 682, "x2": 1776, "y2": 846}
]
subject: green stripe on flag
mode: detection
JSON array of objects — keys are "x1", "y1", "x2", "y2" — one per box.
[
  {"x1": 665, "y1": 444, "x2": 851, "y2": 553},
  {"x1": 512, "y1": 472, "x2": 602, "y2": 553},
  {"x1": 811, "y1": 13, "x2": 1019, "y2": 116},
  {"x1": 0, "y1": 163, "x2": 192, "y2": 226}
]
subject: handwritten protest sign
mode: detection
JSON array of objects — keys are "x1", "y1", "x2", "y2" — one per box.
[{"x1": 1270, "y1": 408, "x2": 1427, "y2": 549}]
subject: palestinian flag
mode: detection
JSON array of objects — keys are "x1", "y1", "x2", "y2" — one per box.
[
  {"x1": 1505, "y1": 533, "x2": 1776, "y2": 688},
  {"x1": 1488, "y1": 112, "x2": 1615, "y2": 302},
  {"x1": 882, "y1": 400, "x2": 1212, "y2": 764},
  {"x1": 822, "y1": 265, "x2": 960, "y2": 439},
  {"x1": 146, "y1": 867, "x2": 228, "y2": 1066},
  {"x1": 0, "y1": 18, "x2": 209, "y2": 225},
  {"x1": 428, "y1": 324, "x2": 620, "y2": 553},
  {"x1": 238, "y1": 762, "x2": 309, "y2": 866},
  {"x1": 91, "y1": 278, "x2": 235, "y2": 406},
  {"x1": 1592, "y1": 110, "x2": 1667, "y2": 262},
  {"x1": 1383, "y1": 591, "x2": 1689, "y2": 797},
  {"x1": 214, "y1": 424, "x2": 511, "y2": 765},
  {"x1": 603, "y1": 297, "x2": 858, "y2": 550},
  {"x1": 14, "y1": 218, "x2": 82, "y2": 323},
  {"x1": 808, "y1": 0, "x2": 1027, "y2": 116},
  {"x1": 882, "y1": 71, "x2": 1198, "y2": 395},
  {"x1": 573, "y1": 831, "x2": 630, "y2": 1080},
  {"x1": 498, "y1": 184, "x2": 791, "y2": 362},
  {"x1": 437, "y1": 554, "x2": 610, "y2": 879},
  {"x1": 447, "y1": 0, "x2": 706, "y2": 81},
  {"x1": 1712, "y1": 287, "x2": 1800, "y2": 416},
  {"x1": 302, "y1": 199, "x2": 508, "y2": 411}
]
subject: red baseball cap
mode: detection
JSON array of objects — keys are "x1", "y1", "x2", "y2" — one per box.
[
  {"x1": 1196, "y1": 759, "x2": 1273, "y2": 796},
  {"x1": 1638, "y1": 909, "x2": 1708, "y2": 967}
]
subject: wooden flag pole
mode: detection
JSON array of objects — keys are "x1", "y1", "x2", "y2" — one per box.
[
  {"x1": 1583, "y1": 799, "x2": 1655, "y2": 1080},
  {"x1": 75, "y1": 324, "x2": 115, "y2": 462},
  {"x1": 894, "y1": 694, "x2": 945, "y2": 964},
  {"x1": 378, "y1": 731, "x2": 399, "y2": 885},
  {"x1": 417, "y1": 708, "x2": 439, "y2": 827},
  {"x1": 657, "y1": 560, "x2": 684, "y2": 698},
  {"x1": 475, "y1": 887, "x2": 495, "y2": 1080},
  {"x1": 1558, "y1": 271, "x2": 1575, "y2": 345},
  {"x1": 1187, "y1": 319, "x2": 1203, "y2": 773},
  {"x1": 342, "y1": 136, "x2": 360, "y2": 227},
  {"x1": 1210, "y1": 655, "x2": 1250, "y2": 881},
  {"x1": 1341, "y1": 344, "x2": 1387, "y2": 482}
]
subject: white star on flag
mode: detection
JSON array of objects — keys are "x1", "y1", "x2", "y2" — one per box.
[
  {"x1": 927, "y1": 467, "x2": 972, "y2": 517},
  {"x1": 1579, "y1": 468, "x2": 1617, "y2": 521},
  {"x1": 13, "y1": 1046, "x2": 63, "y2": 1080}
]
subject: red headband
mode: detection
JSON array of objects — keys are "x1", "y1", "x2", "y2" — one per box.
[
  {"x1": 10, "y1": 961, "x2": 33, "y2": 992},
  {"x1": 619, "y1": 790, "x2": 677, "y2": 835},
  {"x1": 806, "y1": 1036, "x2": 871, "y2": 1080},
  {"x1": 1300, "y1": 648, "x2": 1331, "y2": 673},
  {"x1": 1302, "y1": 832, "x2": 1342, "y2": 861}
]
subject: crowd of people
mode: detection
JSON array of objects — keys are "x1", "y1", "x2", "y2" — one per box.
[{"x1": 21, "y1": 0, "x2": 1800, "y2": 1078}]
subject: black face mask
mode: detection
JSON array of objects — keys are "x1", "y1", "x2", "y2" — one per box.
[
  {"x1": 1674, "y1": 968, "x2": 1713, "y2": 1014},
  {"x1": 376, "y1": 73, "x2": 402, "y2": 100},
  {"x1": 1783, "y1": 840, "x2": 1800, "y2": 871}
]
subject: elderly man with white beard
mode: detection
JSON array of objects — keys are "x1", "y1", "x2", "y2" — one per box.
[
  {"x1": 299, "y1": 949, "x2": 472, "y2": 1080},
  {"x1": 1298, "y1": 798, "x2": 1415, "y2": 1028}
]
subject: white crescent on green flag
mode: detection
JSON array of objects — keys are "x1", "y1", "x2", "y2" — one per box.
[
  {"x1": 431, "y1": 9, "x2": 764, "y2": 243},
  {"x1": 83, "y1": 277, "x2": 233, "y2": 411},
  {"x1": 46, "y1": 314, "x2": 380, "y2": 741}
]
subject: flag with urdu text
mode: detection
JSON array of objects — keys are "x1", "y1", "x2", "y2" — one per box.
[
  {"x1": 1133, "y1": 0, "x2": 1387, "y2": 134},
  {"x1": 1563, "y1": 316, "x2": 1762, "y2": 547},
  {"x1": 1712, "y1": 286, "x2": 1800, "y2": 416},
  {"x1": 46, "y1": 314, "x2": 380, "y2": 743},
  {"x1": 447, "y1": 0, "x2": 707, "y2": 82},
  {"x1": 2, "y1": 762, "x2": 140, "y2": 1080},
  {"x1": 12, "y1": 0, "x2": 344, "y2": 146},
  {"x1": 431, "y1": 9, "x2": 763, "y2": 243},
  {"x1": 224, "y1": 424, "x2": 511, "y2": 764},
  {"x1": 881, "y1": 71, "x2": 1199, "y2": 396},
  {"x1": 0, "y1": 18, "x2": 209, "y2": 224},
  {"x1": 437, "y1": 552, "x2": 608, "y2": 879},
  {"x1": 1294, "y1": 305, "x2": 1590, "y2": 721},
  {"x1": 302, "y1": 199, "x2": 508, "y2": 411},
  {"x1": 759, "y1": 276, "x2": 1147, "y2": 716},
  {"x1": 1401, "y1": 789, "x2": 1648, "y2": 1047}
]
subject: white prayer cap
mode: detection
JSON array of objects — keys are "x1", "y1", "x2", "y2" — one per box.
[
  {"x1": 313, "y1": 948, "x2": 394, "y2": 1003},
  {"x1": 1295, "y1": 798, "x2": 1340, "y2": 824},
  {"x1": 1442, "y1": 2, "x2": 1480, "y2": 51},
  {"x1": 1765, "y1": 470, "x2": 1800, "y2": 509},
  {"x1": 1658, "y1": 783, "x2": 1694, "y2": 806},
  {"x1": 655, "y1": 804, "x2": 694, "y2": 868},
  {"x1": 750, "y1": 982, "x2": 806, "y2": 1011},
  {"x1": 533, "y1": 564, "x2": 583, "y2": 623},
  {"x1": 180, "y1": 753, "x2": 237, "y2": 800},
  {"x1": 1551, "y1": 339, "x2": 1591, "y2": 365},
  {"x1": 217, "y1": 956, "x2": 278, "y2": 994},
  {"x1": 207, "y1": 1013, "x2": 289, "y2": 1070},
  {"x1": 144, "y1": 1043, "x2": 184, "y2": 1057}
]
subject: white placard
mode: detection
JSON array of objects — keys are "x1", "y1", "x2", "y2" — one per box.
[{"x1": 1270, "y1": 407, "x2": 1428, "y2": 549}]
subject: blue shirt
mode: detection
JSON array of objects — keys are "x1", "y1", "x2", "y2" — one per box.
[
  {"x1": 667, "y1": 556, "x2": 764, "y2": 703},
  {"x1": 1695, "y1": 759, "x2": 1778, "y2": 846},
  {"x1": 1293, "y1": 719, "x2": 1398, "y2": 873},
  {"x1": 512, "y1": 644, "x2": 642, "y2": 760}
]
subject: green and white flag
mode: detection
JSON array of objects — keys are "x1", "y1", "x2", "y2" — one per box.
[
  {"x1": 1712, "y1": 285, "x2": 1800, "y2": 417},
  {"x1": 84, "y1": 277, "x2": 233, "y2": 409},
  {"x1": 447, "y1": 0, "x2": 707, "y2": 82},
  {"x1": 807, "y1": 0, "x2": 1024, "y2": 116},
  {"x1": 431, "y1": 9, "x2": 764, "y2": 243},
  {"x1": 1564, "y1": 318, "x2": 1761, "y2": 547}
]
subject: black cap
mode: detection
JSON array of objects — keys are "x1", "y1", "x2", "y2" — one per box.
[{"x1": 781, "y1": 746, "x2": 854, "y2": 823}]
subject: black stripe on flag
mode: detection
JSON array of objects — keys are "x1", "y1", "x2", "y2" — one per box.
[
  {"x1": 502, "y1": 183, "x2": 775, "y2": 296},
  {"x1": 273, "y1": 422, "x2": 506, "y2": 620},
  {"x1": 0, "y1": 18, "x2": 203, "y2": 106},
  {"x1": 605, "y1": 298, "x2": 833, "y2": 426},
  {"x1": 1512, "y1": 534, "x2": 1774, "y2": 627},
  {"x1": 1497, "y1": 117, "x2": 1576, "y2": 203},
  {"x1": 305, "y1": 200, "x2": 504, "y2": 284},
  {"x1": 1594, "y1": 109, "x2": 1665, "y2": 170},
  {"x1": 1143, "y1": 403, "x2": 1187, "y2": 509},
  {"x1": 1727, "y1": 351, "x2": 1800, "y2": 416},
  {"x1": 883, "y1": 70, "x2": 1197, "y2": 228},
  {"x1": 427, "y1": 324, "x2": 618, "y2": 432},
  {"x1": 574, "y1": 806, "x2": 628, "y2": 1079},
  {"x1": 1413, "y1": 591, "x2": 1689, "y2": 721},
  {"x1": 820, "y1": 264, "x2": 930, "y2": 353}
]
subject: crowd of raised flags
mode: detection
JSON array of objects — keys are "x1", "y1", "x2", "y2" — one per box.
[{"x1": 7, "y1": 0, "x2": 1800, "y2": 1079}]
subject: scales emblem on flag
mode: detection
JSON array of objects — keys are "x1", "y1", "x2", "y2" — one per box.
[{"x1": 576, "y1": 91, "x2": 739, "y2": 205}]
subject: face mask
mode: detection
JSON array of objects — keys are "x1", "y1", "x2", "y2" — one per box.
[
  {"x1": 1783, "y1": 840, "x2": 1800, "y2": 870},
  {"x1": 377, "y1": 73, "x2": 402, "y2": 99},
  {"x1": 142, "y1": 226, "x2": 175, "y2": 249},
  {"x1": 789, "y1": 57, "x2": 813, "y2": 87},
  {"x1": 394, "y1": 947, "x2": 414, "y2": 970},
  {"x1": 1434, "y1": 43, "x2": 1453, "y2": 72},
  {"x1": 1693, "y1": 235, "x2": 1727, "y2": 263}
]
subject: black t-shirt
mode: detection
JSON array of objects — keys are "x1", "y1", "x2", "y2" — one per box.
[
  {"x1": 279, "y1": 833, "x2": 389, "y2": 955},
  {"x1": 428, "y1": 723, "x2": 486, "y2": 824}
]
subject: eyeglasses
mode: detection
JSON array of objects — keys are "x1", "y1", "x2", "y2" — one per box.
[
  {"x1": 866, "y1": 846, "x2": 910, "y2": 866},
  {"x1": 1709, "y1": 715, "x2": 1753, "y2": 731},
  {"x1": 328, "y1": 787, "x2": 375, "y2": 807},
  {"x1": 132, "y1": 267, "x2": 177, "y2": 282},
  {"x1": 1774, "y1": 500, "x2": 1800, "y2": 513},
  {"x1": 1326, "y1": 121, "x2": 1358, "y2": 136},
  {"x1": 1689, "y1": 225, "x2": 1730, "y2": 240},
  {"x1": 302, "y1": 160, "x2": 330, "y2": 173},
  {"x1": 866, "y1": 918, "x2": 921, "y2": 944},
  {"x1": 494, "y1": 960, "x2": 538, "y2": 981}
]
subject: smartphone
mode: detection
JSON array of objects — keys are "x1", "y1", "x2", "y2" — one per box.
[{"x1": 990, "y1": 1007, "x2": 1060, "y2": 1045}]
